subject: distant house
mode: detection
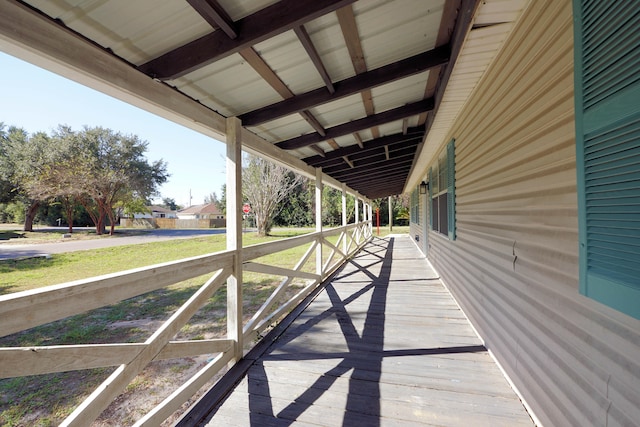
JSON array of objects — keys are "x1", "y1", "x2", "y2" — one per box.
[
  {"x1": 133, "y1": 205, "x2": 177, "y2": 219},
  {"x1": 177, "y1": 203, "x2": 225, "y2": 220}
]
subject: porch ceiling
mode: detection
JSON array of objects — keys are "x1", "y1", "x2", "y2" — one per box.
[{"x1": 2, "y1": 0, "x2": 527, "y2": 199}]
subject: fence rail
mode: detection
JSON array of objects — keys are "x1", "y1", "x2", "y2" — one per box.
[{"x1": 0, "y1": 221, "x2": 372, "y2": 426}]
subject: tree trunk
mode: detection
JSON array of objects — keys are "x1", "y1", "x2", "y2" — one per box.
[
  {"x1": 96, "y1": 210, "x2": 106, "y2": 235},
  {"x1": 79, "y1": 196, "x2": 99, "y2": 233},
  {"x1": 256, "y1": 212, "x2": 268, "y2": 237},
  {"x1": 23, "y1": 201, "x2": 40, "y2": 232},
  {"x1": 94, "y1": 199, "x2": 108, "y2": 235},
  {"x1": 107, "y1": 209, "x2": 116, "y2": 235},
  {"x1": 62, "y1": 197, "x2": 74, "y2": 233}
]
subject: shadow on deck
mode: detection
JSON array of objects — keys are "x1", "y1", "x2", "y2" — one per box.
[{"x1": 178, "y1": 236, "x2": 534, "y2": 426}]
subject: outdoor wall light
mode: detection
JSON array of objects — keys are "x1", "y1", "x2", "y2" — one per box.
[{"x1": 419, "y1": 181, "x2": 429, "y2": 194}]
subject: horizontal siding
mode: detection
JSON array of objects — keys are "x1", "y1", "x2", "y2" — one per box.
[
  {"x1": 409, "y1": 191, "x2": 425, "y2": 247},
  {"x1": 423, "y1": 1, "x2": 640, "y2": 426}
]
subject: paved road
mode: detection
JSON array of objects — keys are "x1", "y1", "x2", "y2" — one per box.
[{"x1": 0, "y1": 228, "x2": 227, "y2": 260}]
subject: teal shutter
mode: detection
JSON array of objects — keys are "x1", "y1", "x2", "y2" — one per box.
[
  {"x1": 428, "y1": 167, "x2": 433, "y2": 229},
  {"x1": 574, "y1": 0, "x2": 640, "y2": 319},
  {"x1": 447, "y1": 139, "x2": 456, "y2": 240}
]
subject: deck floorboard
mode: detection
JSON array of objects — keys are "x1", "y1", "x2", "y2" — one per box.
[{"x1": 201, "y1": 235, "x2": 534, "y2": 426}]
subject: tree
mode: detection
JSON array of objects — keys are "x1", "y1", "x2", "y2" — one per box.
[
  {"x1": 0, "y1": 124, "x2": 14, "y2": 203},
  {"x1": 218, "y1": 184, "x2": 227, "y2": 214},
  {"x1": 392, "y1": 194, "x2": 410, "y2": 225},
  {"x1": 242, "y1": 155, "x2": 304, "y2": 236},
  {"x1": 0, "y1": 126, "x2": 57, "y2": 231},
  {"x1": 160, "y1": 197, "x2": 179, "y2": 211},
  {"x1": 118, "y1": 197, "x2": 151, "y2": 219},
  {"x1": 204, "y1": 192, "x2": 218, "y2": 205},
  {"x1": 50, "y1": 126, "x2": 168, "y2": 235},
  {"x1": 75, "y1": 127, "x2": 169, "y2": 235},
  {"x1": 273, "y1": 178, "x2": 313, "y2": 227}
]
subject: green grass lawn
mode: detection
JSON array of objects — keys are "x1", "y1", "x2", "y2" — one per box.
[
  {"x1": 0, "y1": 225, "x2": 407, "y2": 426},
  {"x1": 0, "y1": 229, "x2": 306, "y2": 293}
]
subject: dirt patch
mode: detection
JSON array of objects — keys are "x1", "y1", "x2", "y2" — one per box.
[
  {"x1": 0, "y1": 278, "x2": 305, "y2": 426},
  {"x1": 107, "y1": 319, "x2": 166, "y2": 332}
]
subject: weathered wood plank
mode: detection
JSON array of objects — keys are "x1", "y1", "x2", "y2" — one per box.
[
  {"x1": 243, "y1": 262, "x2": 319, "y2": 281},
  {"x1": 0, "y1": 252, "x2": 233, "y2": 338},
  {"x1": 0, "y1": 339, "x2": 233, "y2": 378},
  {"x1": 135, "y1": 350, "x2": 234, "y2": 427},
  {"x1": 62, "y1": 266, "x2": 230, "y2": 426},
  {"x1": 197, "y1": 236, "x2": 533, "y2": 426}
]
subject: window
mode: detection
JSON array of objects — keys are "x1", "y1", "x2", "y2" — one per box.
[
  {"x1": 410, "y1": 187, "x2": 420, "y2": 224},
  {"x1": 574, "y1": 0, "x2": 640, "y2": 319},
  {"x1": 429, "y1": 139, "x2": 456, "y2": 239}
]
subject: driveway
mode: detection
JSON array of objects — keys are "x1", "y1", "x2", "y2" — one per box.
[{"x1": 0, "y1": 228, "x2": 227, "y2": 260}]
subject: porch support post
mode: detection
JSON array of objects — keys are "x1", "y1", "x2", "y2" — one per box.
[
  {"x1": 226, "y1": 117, "x2": 243, "y2": 362},
  {"x1": 315, "y1": 168, "x2": 323, "y2": 278},
  {"x1": 341, "y1": 184, "x2": 347, "y2": 255},
  {"x1": 388, "y1": 196, "x2": 393, "y2": 232},
  {"x1": 369, "y1": 201, "x2": 372, "y2": 237},
  {"x1": 355, "y1": 196, "x2": 360, "y2": 224}
]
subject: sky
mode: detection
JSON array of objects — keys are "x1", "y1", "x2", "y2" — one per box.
[{"x1": 0, "y1": 52, "x2": 228, "y2": 208}]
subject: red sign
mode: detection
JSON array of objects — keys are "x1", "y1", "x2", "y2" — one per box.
[{"x1": 242, "y1": 203, "x2": 251, "y2": 214}]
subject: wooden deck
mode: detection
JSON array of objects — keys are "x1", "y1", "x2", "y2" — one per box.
[{"x1": 184, "y1": 235, "x2": 534, "y2": 426}]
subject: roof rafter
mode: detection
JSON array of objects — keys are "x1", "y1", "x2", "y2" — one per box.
[
  {"x1": 408, "y1": 0, "x2": 481, "y2": 189},
  {"x1": 304, "y1": 129, "x2": 424, "y2": 167},
  {"x1": 139, "y1": 0, "x2": 357, "y2": 79},
  {"x1": 277, "y1": 99, "x2": 433, "y2": 150},
  {"x1": 349, "y1": 179, "x2": 408, "y2": 193},
  {"x1": 303, "y1": 132, "x2": 423, "y2": 167},
  {"x1": 239, "y1": 45, "x2": 328, "y2": 137},
  {"x1": 337, "y1": 5, "x2": 378, "y2": 138},
  {"x1": 294, "y1": 25, "x2": 335, "y2": 94},
  {"x1": 239, "y1": 45, "x2": 449, "y2": 126},
  {"x1": 334, "y1": 161, "x2": 413, "y2": 183},
  {"x1": 184, "y1": 0, "x2": 329, "y2": 138},
  {"x1": 316, "y1": 141, "x2": 420, "y2": 170},
  {"x1": 349, "y1": 176, "x2": 407, "y2": 192},
  {"x1": 243, "y1": 56, "x2": 329, "y2": 135},
  {"x1": 238, "y1": 47, "x2": 327, "y2": 136},
  {"x1": 418, "y1": 0, "x2": 460, "y2": 126},
  {"x1": 186, "y1": 0, "x2": 238, "y2": 39},
  {"x1": 325, "y1": 151, "x2": 416, "y2": 176}
]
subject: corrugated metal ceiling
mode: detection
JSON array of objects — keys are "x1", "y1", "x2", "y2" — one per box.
[{"x1": 13, "y1": 0, "x2": 528, "y2": 199}]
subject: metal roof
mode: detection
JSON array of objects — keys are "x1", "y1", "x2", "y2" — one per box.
[{"x1": 0, "y1": 0, "x2": 528, "y2": 199}]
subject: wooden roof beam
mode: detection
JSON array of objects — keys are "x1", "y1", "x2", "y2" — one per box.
[
  {"x1": 349, "y1": 178, "x2": 407, "y2": 194},
  {"x1": 417, "y1": 0, "x2": 460, "y2": 126},
  {"x1": 336, "y1": 166, "x2": 413, "y2": 190},
  {"x1": 354, "y1": 133, "x2": 364, "y2": 148},
  {"x1": 187, "y1": 0, "x2": 238, "y2": 39},
  {"x1": 314, "y1": 138, "x2": 420, "y2": 171},
  {"x1": 324, "y1": 150, "x2": 416, "y2": 176},
  {"x1": 277, "y1": 99, "x2": 433, "y2": 150},
  {"x1": 342, "y1": 156, "x2": 354, "y2": 168},
  {"x1": 337, "y1": 5, "x2": 379, "y2": 138},
  {"x1": 139, "y1": 0, "x2": 357, "y2": 79},
  {"x1": 294, "y1": 25, "x2": 335, "y2": 94},
  {"x1": 328, "y1": 157, "x2": 414, "y2": 180},
  {"x1": 305, "y1": 129, "x2": 423, "y2": 166},
  {"x1": 357, "y1": 176, "x2": 407, "y2": 188},
  {"x1": 240, "y1": 45, "x2": 449, "y2": 126},
  {"x1": 310, "y1": 144, "x2": 326, "y2": 157},
  {"x1": 238, "y1": 47, "x2": 327, "y2": 136},
  {"x1": 408, "y1": 0, "x2": 481, "y2": 189},
  {"x1": 186, "y1": 1, "x2": 328, "y2": 136}
]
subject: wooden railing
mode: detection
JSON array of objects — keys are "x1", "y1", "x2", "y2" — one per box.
[{"x1": 0, "y1": 221, "x2": 372, "y2": 426}]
